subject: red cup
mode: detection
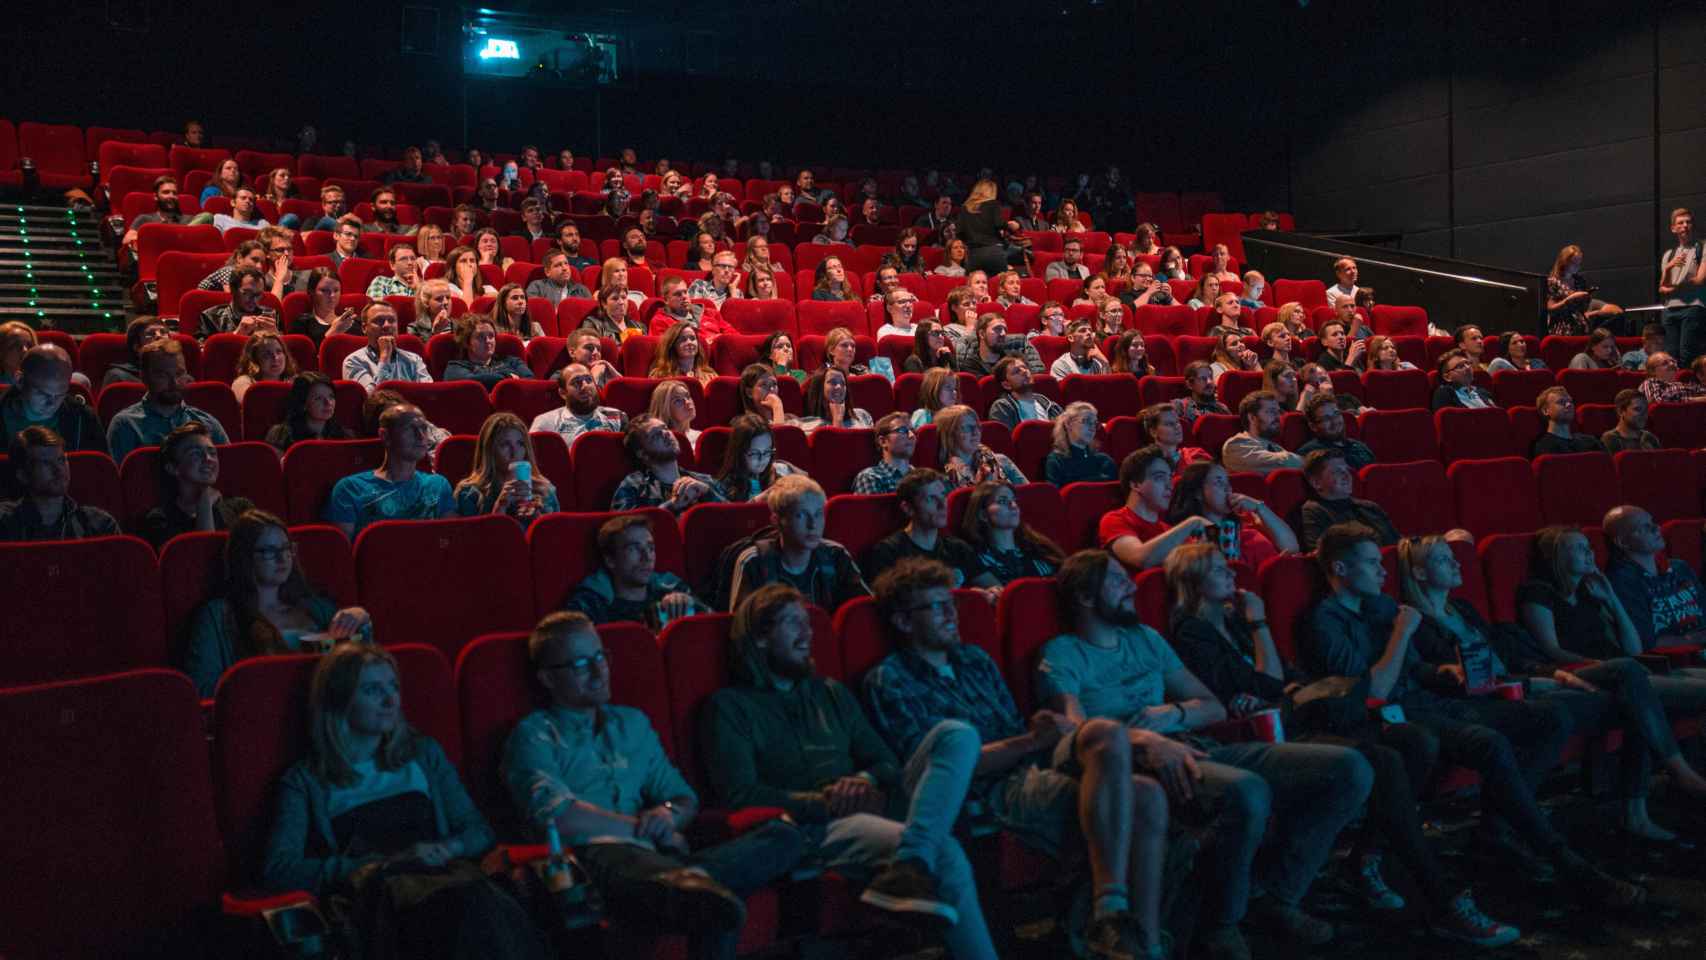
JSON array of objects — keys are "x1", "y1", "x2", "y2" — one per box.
[{"x1": 1247, "y1": 707, "x2": 1284, "y2": 743}]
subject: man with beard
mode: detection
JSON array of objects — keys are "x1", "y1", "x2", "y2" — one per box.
[
  {"x1": 610, "y1": 415, "x2": 722, "y2": 513},
  {"x1": 530, "y1": 362, "x2": 626, "y2": 443},
  {"x1": 107, "y1": 337, "x2": 230, "y2": 464},
  {"x1": 197, "y1": 266, "x2": 278, "y2": 341},
  {"x1": 565, "y1": 514, "x2": 704, "y2": 629},
  {"x1": 362, "y1": 186, "x2": 418, "y2": 236},
  {"x1": 700, "y1": 584, "x2": 998, "y2": 958},
  {"x1": 0, "y1": 427, "x2": 120, "y2": 541},
  {"x1": 1295, "y1": 395, "x2": 1374, "y2": 470},
  {"x1": 122, "y1": 175, "x2": 185, "y2": 252},
  {"x1": 325, "y1": 403, "x2": 455, "y2": 539},
  {"x1": 526, "y1": 251, "x2": 592, "y2": 307},
  {"x1": 1220, "y1": 390, "x2": 1301, "y2": 475},
  {"x1": 647, "y1": 276, "x2": 735, "y2": 344},
  {"x1": 620, "y1": 227, "x2": 651, "y2": 268},
  {"x1": 379, "y1": 145, "x2": 431, "y2": 185},
  {"x1": 555, "y1": 221, "x2": 597, "y2": 270}
]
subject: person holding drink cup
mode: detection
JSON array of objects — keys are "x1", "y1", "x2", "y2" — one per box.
[{"x1": 453, "y1": 412, "x2": 559, "y2": 525}]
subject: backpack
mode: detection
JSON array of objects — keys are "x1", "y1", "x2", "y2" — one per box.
[{"x1": 703, "y1": 523, "x2": 778, "y2": 611}]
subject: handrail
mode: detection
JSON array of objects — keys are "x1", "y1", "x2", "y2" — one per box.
[{"x1": 1249, "y1": 231, "x2": 1529, "y2": 293}]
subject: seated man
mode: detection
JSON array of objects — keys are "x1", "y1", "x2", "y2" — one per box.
[
  {"x1": 1203, "y1": 293, "x2": 1254, "y2": 338},
  {"x1": 1040, "y1": 549, "x2": 1373, "y2": 954},
  {"x1": 1294, "y1": 394, "x2": 1374, "y2": 470},
  {"x1": 647, "y1": 276, "x2": 735, "y2": 345},
  {"x1": 442, "y1": 315, "x2": 532, "y2": 387},
  {"x1": 564, "y1": 329, "x2": 621, "y2": 390},
  {"x1": 516, "y1": 197, "x2": 552, "y2": 242},
  {"x1": 197, "y1": 266, "x2": 279, "y2": 342},
  {"x1": 703, "y1": 585, "x2": 996, "y2": 954},
  {"x1": 1600, "y1": 389, "x2": 1661, "y2": 452},
  {"x1": 324, "y1": 403, "x2": 455, "y2": 539},
  {"x1": 362, "y1": 186, "x2": 419, "y2": 236},
  {"x1": 1043, "y1": 237, "x2": 1091, "y2": 281},
  {"x1": 985, "y1": 356, "x2": 1062, "y2": 429},
  {"x1": 102, "y1": 316, "x2": 170, "y2": 388},
  {"x1": 0, "y1": 346, "x2": 105, "y2": 453},
  {"x1": 1050, "y1": 318, "x2": 1111, "y2": 377},
  {"x1": 121, "y1": 175, "x2": 184, "y2": 252},
  {"x1": 299, "y1": 183, "x2": 347, "y2": 233},
  {"x1": 852, "y1": 412, "x2": 916, "y2": 495},
  {"x1": 365, "y1": 243, "x2": 423, "y2": 299},
  {"x1": 341, "y1": 302, "x2": 431, "y2": 391},
  {"x1": 1430, "y1": 349, "x2": 1496, "y2": 409},
  {"x1": 728, "y1": 474, "x2": 867, "y2": 613},
  {"x1": 137, "y1": 422, "x2": 254, "y2": 549},
  {"x1": 1530, "y1": 387, "x2": 1603, "y2": 456},
  {"x1": 1325, "y1": 257, "x2": 1358, "y2": 309},
  {"x1": 611, "y1": 415, "x2": 724, "y2": 514},
  {"x1": 530, "y1": 363, "x2": 626, "y2": 444},
  {"x1": 0, "y1": 426, "x2": 119, "y2": 541},
  {"x1": 566, "y1": 514, "x2": 705, "y2": 629},
  {"x1": 503, "y1": 612, "x2": 805, "y2": 960},
  {"x1": 107, "y1": 338, "x2": 230, "y2": 465},
  {"x1": 1220, "y1": 390, "x2": 1302, "y2": 475},
  {"x1": 687, "y1": 251, "x2": 744, "y2": 307},
  {"x1": 862, "y1": 469, "x2": 998, "y2": 591},
  {"x1": 1621, "y1": 322, "x2": 1667, "y2": 370},
  {"x1": 1603, "y1": 505, "x2": 1706, "y2": 650},
  {"x1": 863, "y1": 558, "x2": 1174, "y2": 960},
  {"x1": 1638, "y1": 351, "x2": 1706, "y2": 405},
  {"x1": 525, "y1": 250, "x2": 592, "y2": 307},
  {"x1": 1296, "y1": 449, "x2": 1400, "y2": 551},
  {"x1": 1101, "y1": 446, "x2": 1212, "y2": 570},
  {"x1": 210, "y1": 186, "x2": 270, "y2": 235},
  {"x1": 1301, "y1": 522, "x2": 1644, "y2": 907},
  {"x1": 1182, "y1": 361, "x2": 1230, "y2": 416},
  {"x1": 379, "y1": 146, "x2": 431, "y2": 185},
  {"x1": 956, "y1": 313, "x2": 1045, "y2": 378},
  {"x1": 555, "y1": 221, "x2": 598, "y2": 270},
  {"x1": 325, "y1": 215, "x2": 365, "y2": 268}
]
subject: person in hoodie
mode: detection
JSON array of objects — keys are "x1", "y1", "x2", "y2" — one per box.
[
  {"x1": 701, "y1": 584, "x2": 999, "y2": 960},
  {"x1": 565, "y1": 514, "x2": 707, "y2": 630}
]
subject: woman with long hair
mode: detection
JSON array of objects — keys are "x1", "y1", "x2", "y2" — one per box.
[
  {"x1": 1568, "y1": 327, "x2": 1622, "y2": 370},
  {"x1": 743, "y1": 266, "x2": 780, "y2": 300},
  {"x1": 288, "y1": 268, "x2": 359, "y2": 345},
  {"x1": 443, "y1": 246, "x2": 493, "y2": 304},
  {"x1": 934, "y1": 404, "x2": 1025, "y2": 487},
  {"x1": 1166, "y1": 461, "x2": 1297, "y2": 580},
  {"x1": 1263, "y1": 360, "x2": 1301, "y2": 411},
  {"x1": 443, "y1": 314, "x2": 530, "y2": 387},
  {"x1": 822, "y1": 327, "x2": 869, "y2": 377},
  {"x1": 1130, "y1": 223, "x2": 1160, "y2": 256},
  {"x1": 262, "y1": 167, "x2": 296, "y2": 208},
  {"x1": 956, "y1": 178, "x2": 1020, "y2": 276},
  {"x1": 1209, "y1": 331, "x2": 1259, "y2": 382},
  {"x1": 409, "y1": 278, "x2": 457, "y2": 339},
  {"x1": 715, "y1": 413, "x2": 803, "y2": 502},
  {"x1": 200, "y1": 158, "x2": 243, "y2": 204},
  {"x1": 959, "y1": 480, "x2": 1065, "y2": 584},
  {"x1": 1052, "y1": 198, "x2": 1086, "y2": 233},
  {"x1": 648, "y1": 320, "x2": 716, "y2": 386},
  {"x1": 647, "y1": 379, "x2": 701, "y2": 445},
  {"x1": 810, "y1": 256, "x2": 859, "y2": 302},
  {"x1": 932, "y1": 239, "x2": 969, "y2": 277},
  {"x1": 1275, "y1": 301, "x2": 1312, "y2": 340},
  {"x1": 182, "y1": 510, "x2": 372, "y2": 696},
  {"x1": 415, "y1": 224, "x2": 448, "y2": 264},
  {"x1": 738, "y1": 363, "x2": 790, "y2": 424},
  {"x1": 686, "y1": 230, "x2": 720, "y2": 273},
  {"x1": 487, "y1": 282, "x2": 543, "y2": 339},
  {"x1": 904, "y1": 319, "x2": 956, "y2": 374},
  {"x1": 265, "y1": 372, "x2": 349, "y2": 453},
  {"x1": 260, "y1": 644, "x2": 547, "y2": 960},
  {"x1": 454, "y1": 412, "x2": 558, "y2": 523},
  {"x1": 232, "y1": 330, "x2": 299, "y2": 402},
  {"x1": 1159, "y1": 246, "x2": 1187, "y2": 281},
  {"x1": 1103, "y1": 244, "x2": 1133, "y2": 283},
  {"x1": 1044, "y1": 401, "x2": 1115, "y2": 484},
  {"x1": 1109, "y1": 329, "x2": 1151, "y2": 377},
  {"x1": 1546, "y1": 244, "x2": 1621, "y2": 336},
  {"x1": 1364, "y1": 335, "x2": 1418, "y2": 372},
  {"x1": 1072, "y1": 274, "x2": 1110, "y2": 308},
  {"x1": 1188, "y1": 274, "x2": 1221, "y2": 310},
  {"x1": 472, "y1": 228, "x2": 514, "y2": 272},
  {"x1": 759, "y1": 331, "x2": 806, "y2": 384},
  {"x1": 1487, "y1": 332, "x2": 1545, "y2": 373},
  {"x1": 800, "y1": 368, "x2": 873, "y2": 431},
  {"x1": 910, "y1": 366, "x2": 961, "y2": 428}
]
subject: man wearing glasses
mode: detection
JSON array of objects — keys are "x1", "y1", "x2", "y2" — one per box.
[
  {"x1": 1638, "y1": 351, "x2": 1706, "y2": 405},
  {"x1": 327, "y1": 217, "x2": 366, "y2": 268},
  {"x1": 1118, "y1": 266, "x2": 1174, "y2": 308},
  {"x1": 853, "y1": 413, "x2": 917, "y2": 494},
  {"x1": 1429, "y1": 349, "x2": 1496, "y2": 410},
  {"x1": 688, "y1": 252, "x2": 745, "y2": 307},
  {"x1": 504, "y1": 611, "x2": 805, "y2": 960}
]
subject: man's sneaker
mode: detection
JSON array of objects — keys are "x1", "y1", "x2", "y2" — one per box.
[
  {"x1": 1245, "y1": 902, "x2": 1335, "y2": 946},
  {"x1": 1357, "y1": 852, "x2": 1406, "y2": 910},
  {"x1": 858, "y1": 859, "x2": 958, "y2": 927},
  {"x1": 1431, "y1": 890, "x2": 1521, "y2": 948},
  {"x1": 1199, "y1": 924, "x2": 1251, "y2": 960},
  {"x1": 651, "y1": 868, "x2": 746, "y2": 932}
]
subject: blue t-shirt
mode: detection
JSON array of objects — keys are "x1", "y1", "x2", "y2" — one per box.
[
  {"x1": 325, "y1": 470, "x2": 455, "y2": 537},
  {"x1": 1035, "y1": 626, "x2": 1182, "y2": 724}
]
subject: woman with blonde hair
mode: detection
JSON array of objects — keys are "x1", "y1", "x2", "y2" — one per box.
[
  {"x1": 597, "y1": 257, "x2": 647, "y2": 306},
  {"x1": 409, "y1": 278, "x2": 457, "y2": 339},
  {"x1": 1364, "y1": 335, "x2": 1417, "y2": 372},
  {"x1": 1044, "y1": 401, "x2": 1115, "y2": 484},
  {"x1": 443, "y1": 245, "x2": 493, "y2": 304},
  {"x1": 1275, "y1": 301, "x2": 1312, "y2": 339},
  {"x1": 910, "y1": 365, "x2": 960, "y2": 428},
  {"x1": 957, "y1": 178, "x2": 1022, "y2": 276},
  {"x1": 649, "y1": 320, "x2": 716, "y2": 386},
  {"x1": 1187, "y1": 274, "x2": 1221, "y2": 310},
  {"x1": 934, "y1": 403, "x2": 1026, "y2": 487},
  {"x1": 994, "y1": 269, "x2": 1034, "y2": 307},
  {"x1": 1546, "y1": 243, "x2": 1621, "y2": 336},
  {"x1": 414, "y1": 223, "x2": 448, "y2": 264},
  {"x1": 743, "y1": 265, "x2": 780, "y2": 300},
  {"x1": 231, "y1": 331, "x2": 299, "y2": 402},
  {"x1": 454, "y1": 411, "x2": 558, "y2": 522},
  {"x1": 821, "y1": 326, "x2": 870, "y2": 376},
  {"x1": 647, "y1": 378, "x2": 701, "y2": 445}
]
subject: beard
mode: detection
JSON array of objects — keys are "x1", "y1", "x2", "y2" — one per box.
[
  {"x1": 1096, "y1": 595, "x2": 1141, "y2": 628},
  {"x1": 158, "y1": 199, "x2": 180, "y2": 215},
  {"x1": 766, "y1": 651, "x2": 813, "y2": 681}
]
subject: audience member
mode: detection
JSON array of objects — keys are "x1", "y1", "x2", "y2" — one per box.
[
  {"x1": 822, "y1": 327, "x2": 872, "y2": 378},
  {"x1": 754, "y1": 330, "x2": 805, "y2": 385},
  {"x1": 0, "y1": 346, "x2": 104, "y2": 453},
  {"x1": 529, "y1": 363, "x2": 625, "y2": 444},
  {"x1": 264, "y1": 373, "x2": 348, "y2": 453},
  {"x1": 443, "y1": 315, "x2": 530, "y2": 388},
  {"x1": 1207, "y1": 331, "x2": 1258, "y2": 383},
  {"x1": 122, "y1": 175, "x2": 185, "y2": 251},
  {"x1": 1603, "y1": 505, "x2": 1706, "y2": 650},
  {"x1": 453, "y1": 412, "x2": 559, "y2": 523},
  {"x1": 714, "y1": 414, "x2": 803, "y2": 503},
  {"x1": 1363, "y1": 335, "x2": 1417, "y2": 372},
  {"x1": 1221, "y1": 391, "x2": 1303, "y2": 475},
  {"x1": 933, "y1": 239, "x2": 969, "y2": 277},
  {"x1": 810, "y1": 257, "x2": 859, "y2": 302},
  {"x1": 578, "y1": 284, "x2": 646, "y2": 341},
  {"x1": 934, "y1": 404, "x2": 1026, "y2": 487},
  {"x1": 365, "y1": 244, "x2": 423, "y2": 299},
  {"x1": 1263, "y1": 361, "x2": 1301, "y2": 411},
  {"x1": 610, "y1": 415, "x2": 721, "y2": 514},
  {"x1": 1043, "y1": 238, "x2": 1090, "y2": 281},
  {"x1": 1239, "y1": 270, "x2": 1267, "y2": 310},
  {"x1": 342, "y1": 303, "x2": 431, "y2": 391},
  {"x1": 1485, "y1": 332, "x2": 1542, "y2": 373},
  {"x1": 182, "y1": 510, "x2": 371, "y2": 696},
  {"x1": 736, "y1": 364, "x2": 789, "y2": 425},
  {"x1": 1204, "y1": 296, "x2": 1254, "y2": 339},
  {"x1": 986, "y1": 356, "x2": 1061, "y2": 429},
  {"x1": 648, "y1": 379, "x2": 702, "y2": 446},
  {"x1": 137, "y1": 421, "x2": 253, "y2": 548},
  {"x1": 852, "y1": 413, "x2": 917, "y2": 495},
  {"x1": 107, "y1": 338, "x2": 230, "y2": 465},
  {"x1": 1296, "y1": 449, "x2": 1399, "y2": 551},
  {"x1": 290, "y1": 268, "x2": 360, "y2": 346},
  {"x1": 325, "y1": 404, "x2": 455, "y2": 539},
  {"x1": 875, "y1": 288, "x2": 921, "y2": 341},
  {"x1": 729, "y1": 475, "x2": 867, "y2": 612},
  {"x1": 1325, "y1": 258, "x2": 1359, "y2": 309},
  {"x1": 1639, "y1": 351, "x2": 1706, "y2": 404},
  {"x1": 1039, "y1": 549, "x2": 1370, "y2": 953},
  {"x1": 230, "y1": 331, "x2": 297, "y2": 403},
  {"x1": 197, "y1": 266, "x2": 279, "y2": 341},
  {"x1": 1119, "y1": 263, "x2": 1174, "y2": 308},
  {"x1": 1530, "y1": 387, "x2": 1604, "y2": 456},
  {"x1": 1140, "y1": 403, "x2": 1211, "y2": 469},
  {"x1": 1295, "y1": 394, "x2": 1373, "y2": 469},
  {"x1": 1620, "y1": 322, "x2": 1667, "y2": 370},
  {"x1": 1659, "y1": 207, "x2": 1705, "y2": 365},
  {"x1": 687, "y1": 251, "x2": 744, "y2": 307},
  {"x1": 408, "y1": 278, "x2": 458, "y2": 339},
  {"x1": 1049, "y1": 319, "x2": 1110, "y2": 377},
  {"x1": 644, "y1": 320, "x2": 715, "y2": 387},
  {"x1": 801, "y1": 368, "x2": 873, "y2": 431},
  {"x1": 1599, "y1": 389, "x2": 1661, "y2": 452},
  {"x1": 323, "y1": 217, "x2": 365, "y2": 270},
  {"x1": 1100, "y1": 447, "x2": 1206, "y2": 571},
  {"x1": 1430, "y1": 350, "x2": 1494, "y2": 410},
  {"x1": 565, "y1": 515, "x2": 704, "y2": 629},
  {"x1": 863, "y1": 468, "x2": 998, "y2": 591},
  {"x1": 1568, "y1": 328, "x2": 1621, "y2": 370},
  {"x1": 904, "y1": 321, "x2": 957, "y2": 376},
  {"x1": 1546, "y1": 244, "x2": 1620, "y2": 336},
  {"x1": 1181, "y1": 362, "x2": 1229, "y2": 415},
  {"x1": 1043, "y1": 402, "x2": 1115, "y2": 484},
  {"x1": 960, "y1": 480, "x2": 1065, "y2": 585},
  {"x1": 103, "y1": 316, "x2": 169, "y2": 388},
  {"x1": 0, "y1": 426, "x2": 119, "y2": 541},
  {"x1": 1313, "y1": 319, "x2": 1363, "y2": 371},
  {"x1": 1168, "y1": 461, "x2": 1298, "y2": 579},
  {"x1": 523, "y1": 250, "x2": 591, "y2": 307},
  {"x1": 362, "y1": 186, "x2": 418, "y2": 237},
  {"x1": 1109, "y1": 330, "x2": 1152, "y2": 378}
]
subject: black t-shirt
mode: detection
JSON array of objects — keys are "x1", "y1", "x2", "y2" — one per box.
[
  {"x1": 954, "y1": 203, "x2": 1006, "y2": 249},
  {"x1": 1515, "y1": 578, "x2": 1619, "y2": 659},
  {"x1": 139, "y1": 496, "x2": 254, "y2": 550},
  {"x1": 1168, "y1": 611, "x2": 1291, "y2": 705},
  {"x1": 863, "y1": 530, "x2": 982, "y2": 587},
  {"x1": 1530, "y1": 432, "x2": 1605, "y2": 457}
]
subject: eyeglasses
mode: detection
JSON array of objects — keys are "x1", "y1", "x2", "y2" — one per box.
[
  {"x1": 540, "y1": 649, "x2": 607, "y2": 675},
  {"x1": 881, "y1": 424, "x2": 915, "y2": 438},
  {"x1": 253, "y1": 543, "x2": 296, "y2": 562}
]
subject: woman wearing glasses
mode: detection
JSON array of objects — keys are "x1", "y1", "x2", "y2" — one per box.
[{"x1": 182, "y1": 509, "x2": 372, "y2": 697}]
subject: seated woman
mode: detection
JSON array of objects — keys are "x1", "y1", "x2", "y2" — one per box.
[
  {"x1": 938, "y1": 287, "x2": 980, "y2": 347},
  {"x1": 260, "y1": 645, "x2": 547, "y2": 960},
  {"x1": 1165, "y1": 541, "x2": 1521, "y2": 945},
  {"x1": 648, "y1": 320, "x2": 716, "y2": 387},
  {"x1": 932, "y1": 239, "x2": 969, "y2": 277},
  {"x1": 488, "y1": 283, "x2": 544, "y2": 340},
  {"x1": 1296, "y1": 362, "x2": 1338, "y2": 411},
  {"x1": 444, "y1": 315, "x2": 531, "y2": 387},
  {"x1": 1158, "y1": 246, "x2": 1188, "y2": 281},
  {"x1": 266, "y1": 373, "x2": 350, "y2": 453},
  {"x1": 1071, "y1": 273, "x2": 1110, "y2": 308},
  {"x1": 934, "y1": 403, "x2": 1026, "y2": 487},
  {"x1": 410, "y1": 279, "x2": 458, "y2": 339},
  {"x1": 812, "y1": 214, "x2": 853, "y2": 247},
  {"x1": 1102, "y1": 244, "x2": 1133, "y2": 284},
  {"x1": 757, "y1": 330, "x2": 806, "y2": 385},
  {"x1": 1204, "y1": 243, "x2": 1240, "y2": 283},
  {"x1": 1109, "y1": 329, "x2": 1151, "y2": 378},
  {"x1": 289, "y1": 268, "x2": 360, "y2": 346},
  {"x1": 140, "y1": 422, "x2": 255, "y2": 550},
  {"x1": 1568, "y1": 327, "x2": 1621, "y2": 370},
  {"x1": 822, "y1": 326, "x2": 870, "y2": 377},
  {"x1": 1130, "y1": 223, "x2": 1161, "y2": 256},
  {"x1": 1043, "y1": 401, "x2": 1116, "y2": 484},
  {"x1": 183, "y1": 510, "x2": 373, "y2": 697},
  {"x1": 577, "y1": 284, "x2": 645, "y2": 342},
  {"x1": 910, "y1": 366, "x2": 961, "y2": 428},
  {"x1": 799, "y1": 367, "x2": 872, "y2": 432},
  {"x1": 741, "y1": 236, "x2": 780, "y2": 277},
  {"x1": 994, "y1": 269, "x2": 1034, "y2": 307},
  {"x1": 1364, "y1": 335, "x2": 1418, "y2": 372},
  {"x1": 810, "y1": 256, "x2": 859, "y2": 302},
  {"x1": 1186, "y1": 274, "x2": 1220, "y2": 310},
  {"x1": 414, "y1": 224, "x2": 448, "y2": 266},
  {"x1": 1546, "y1": 244, "x2": 1621, "y2": 336},
  {"x1": 1402, "y1": 532, "x2": 1706, "y2": 840},
  {"x1": 472, "y1": 227, "x2": 515, "y2": 273},
  {"x1": 1261, "y1": 322, "x2": 1297, "y2": 369},
  {"x1": 232, "y1": 331, "x2": 299, "y2": 403},
  {"x1": 1263, "y1": 360, "x2": 1302, "y2": 411},
  {"x1": 1275, "y1": 301, "x2": 1312, "y2": 340},
  {"x1": 1141, "y1": 403, "x2": 1211, "y2": 469},
  {"x1": 648, "y1": 379, "x2": 701, "y2": 446},
  {"x1": 1487, "y1": 332, "x2": 1545, "y2": 373},
  {"x1": 714, "y1": 413, "x2": 804, "y2": 503},
  {"x1": 444, "y1": 246, "x2": 495, "y2": 305},
  {"x1": 1208, "y1": 331, "x2": 1259, "y2": 382},
  {"x1": 875, "y1": 287, "x2": 921, "y2": 340},
  {"x1": 959, "y1": 480, "x2": 1065, "y2": 584},
  {"x1": 1052, "y1": 199, "x2": 1086, "y2": 233},
  {"x1": 1165, "y1": 460, "x2": 1298, "y2": 581},
  {"x1": 596, "y1": 258, "x2": 648, "y2": 308},
  {"x1": 743, "y1": 266, "x2": 781, "y2": 301},
  {"x1": 1430, "y1": 349, "x2": 1495, "y2": 410},
  {"x1": 1092, "y1": 296, "x2": 1126, "y2": 339},
  {"x1": 453, "y1": 412, "x2": 558, "y2": 524},
  {"x1": 903, "y1": 320, "x2": 956, "y2": 374},
  {"x1": 738, "y1": 363, "x2": 790, "y2": 424}
]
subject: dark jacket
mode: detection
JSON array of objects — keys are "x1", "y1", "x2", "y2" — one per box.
[{"x1": 0, "y1": 390, "x2": 106, "y2": 455}]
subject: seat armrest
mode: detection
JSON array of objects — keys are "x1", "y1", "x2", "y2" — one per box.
[
  {"x1": 1202, "y1": 716, "x2": 1277, "y2": 742},
  {"x1": 687, "y1": 806, "x2": 789, "y2": 846},
  {"x1": 1649, "y1": 644, "x2": 1703, "y2": 668},
  {"x1": 221, "y1": 889, "x2": 315, "y2": 918}
]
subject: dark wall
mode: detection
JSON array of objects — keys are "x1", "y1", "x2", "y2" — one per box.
[{"x1": 1289, "y1": 0, "x2": 1706, "y2": 309}]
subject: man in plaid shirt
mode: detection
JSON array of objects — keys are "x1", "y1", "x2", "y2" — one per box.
[{"x1": 851, "y1": 413, "x2": 916, "y2": 495}]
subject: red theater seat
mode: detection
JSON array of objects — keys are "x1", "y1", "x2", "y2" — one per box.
[
  {"x1": 1059, "y1": 480, "x2": 1123, "y2": 551},
  {"x1": 1614, "y1": 449, "x2": 1701, "y2": 522},
  {"x1": 1358, "y1": 460, "x2": 1456, "y2": 536},
  {"x1": 680, "y1": 501, "x2": 774, "y2": 587},
  {"x1": 1531, "y1": 453, "x2": 1619, "y2": 527},
  {"x1": 281, "y1": 438, "x2": 385, "y2": 524},
  {"x1": 1361, "y1": 370, "x2": 1430, "y2": 411},
  {"x1": 824, "y1": 493, "x2": 905, "y2": 565},
  {"x1": 527, "y1": 508, "x2": 683, "y2": 618},
  {"x1": 1449, "y1": 457, "x2": 1541, "y2": 536},
  {"x1": 355, "y1": 515, "x2": 533, "y2": 662},
  {"x1": 1356, "y1": 408, "x2": 1439, "y2": 463},
  {"x1": 0, "y1": 535, "x2": 165, "y2": 684},
  {"x1": 1435, "y1": 407, "x2": 1521, "y2": 463}
]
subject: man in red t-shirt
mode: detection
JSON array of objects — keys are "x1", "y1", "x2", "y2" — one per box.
[{"x1": 1099, "y1": 447, "x2": 1212, "y2": 571}]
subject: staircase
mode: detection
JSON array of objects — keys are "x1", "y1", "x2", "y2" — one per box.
[{"x1": 0, "y1": 203, "x2": 128, "y2": 334}]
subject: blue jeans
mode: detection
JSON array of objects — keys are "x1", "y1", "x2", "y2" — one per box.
[
  {"x1": 1664, "y1": 304, "x2": 1706, "y2": 367},
  {"x1": 809, "y1": 719, "x2": 995, "y2": 960},
  {"x1": 1194, "y1": 741, "x2": 1373, "y2": 925}
]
